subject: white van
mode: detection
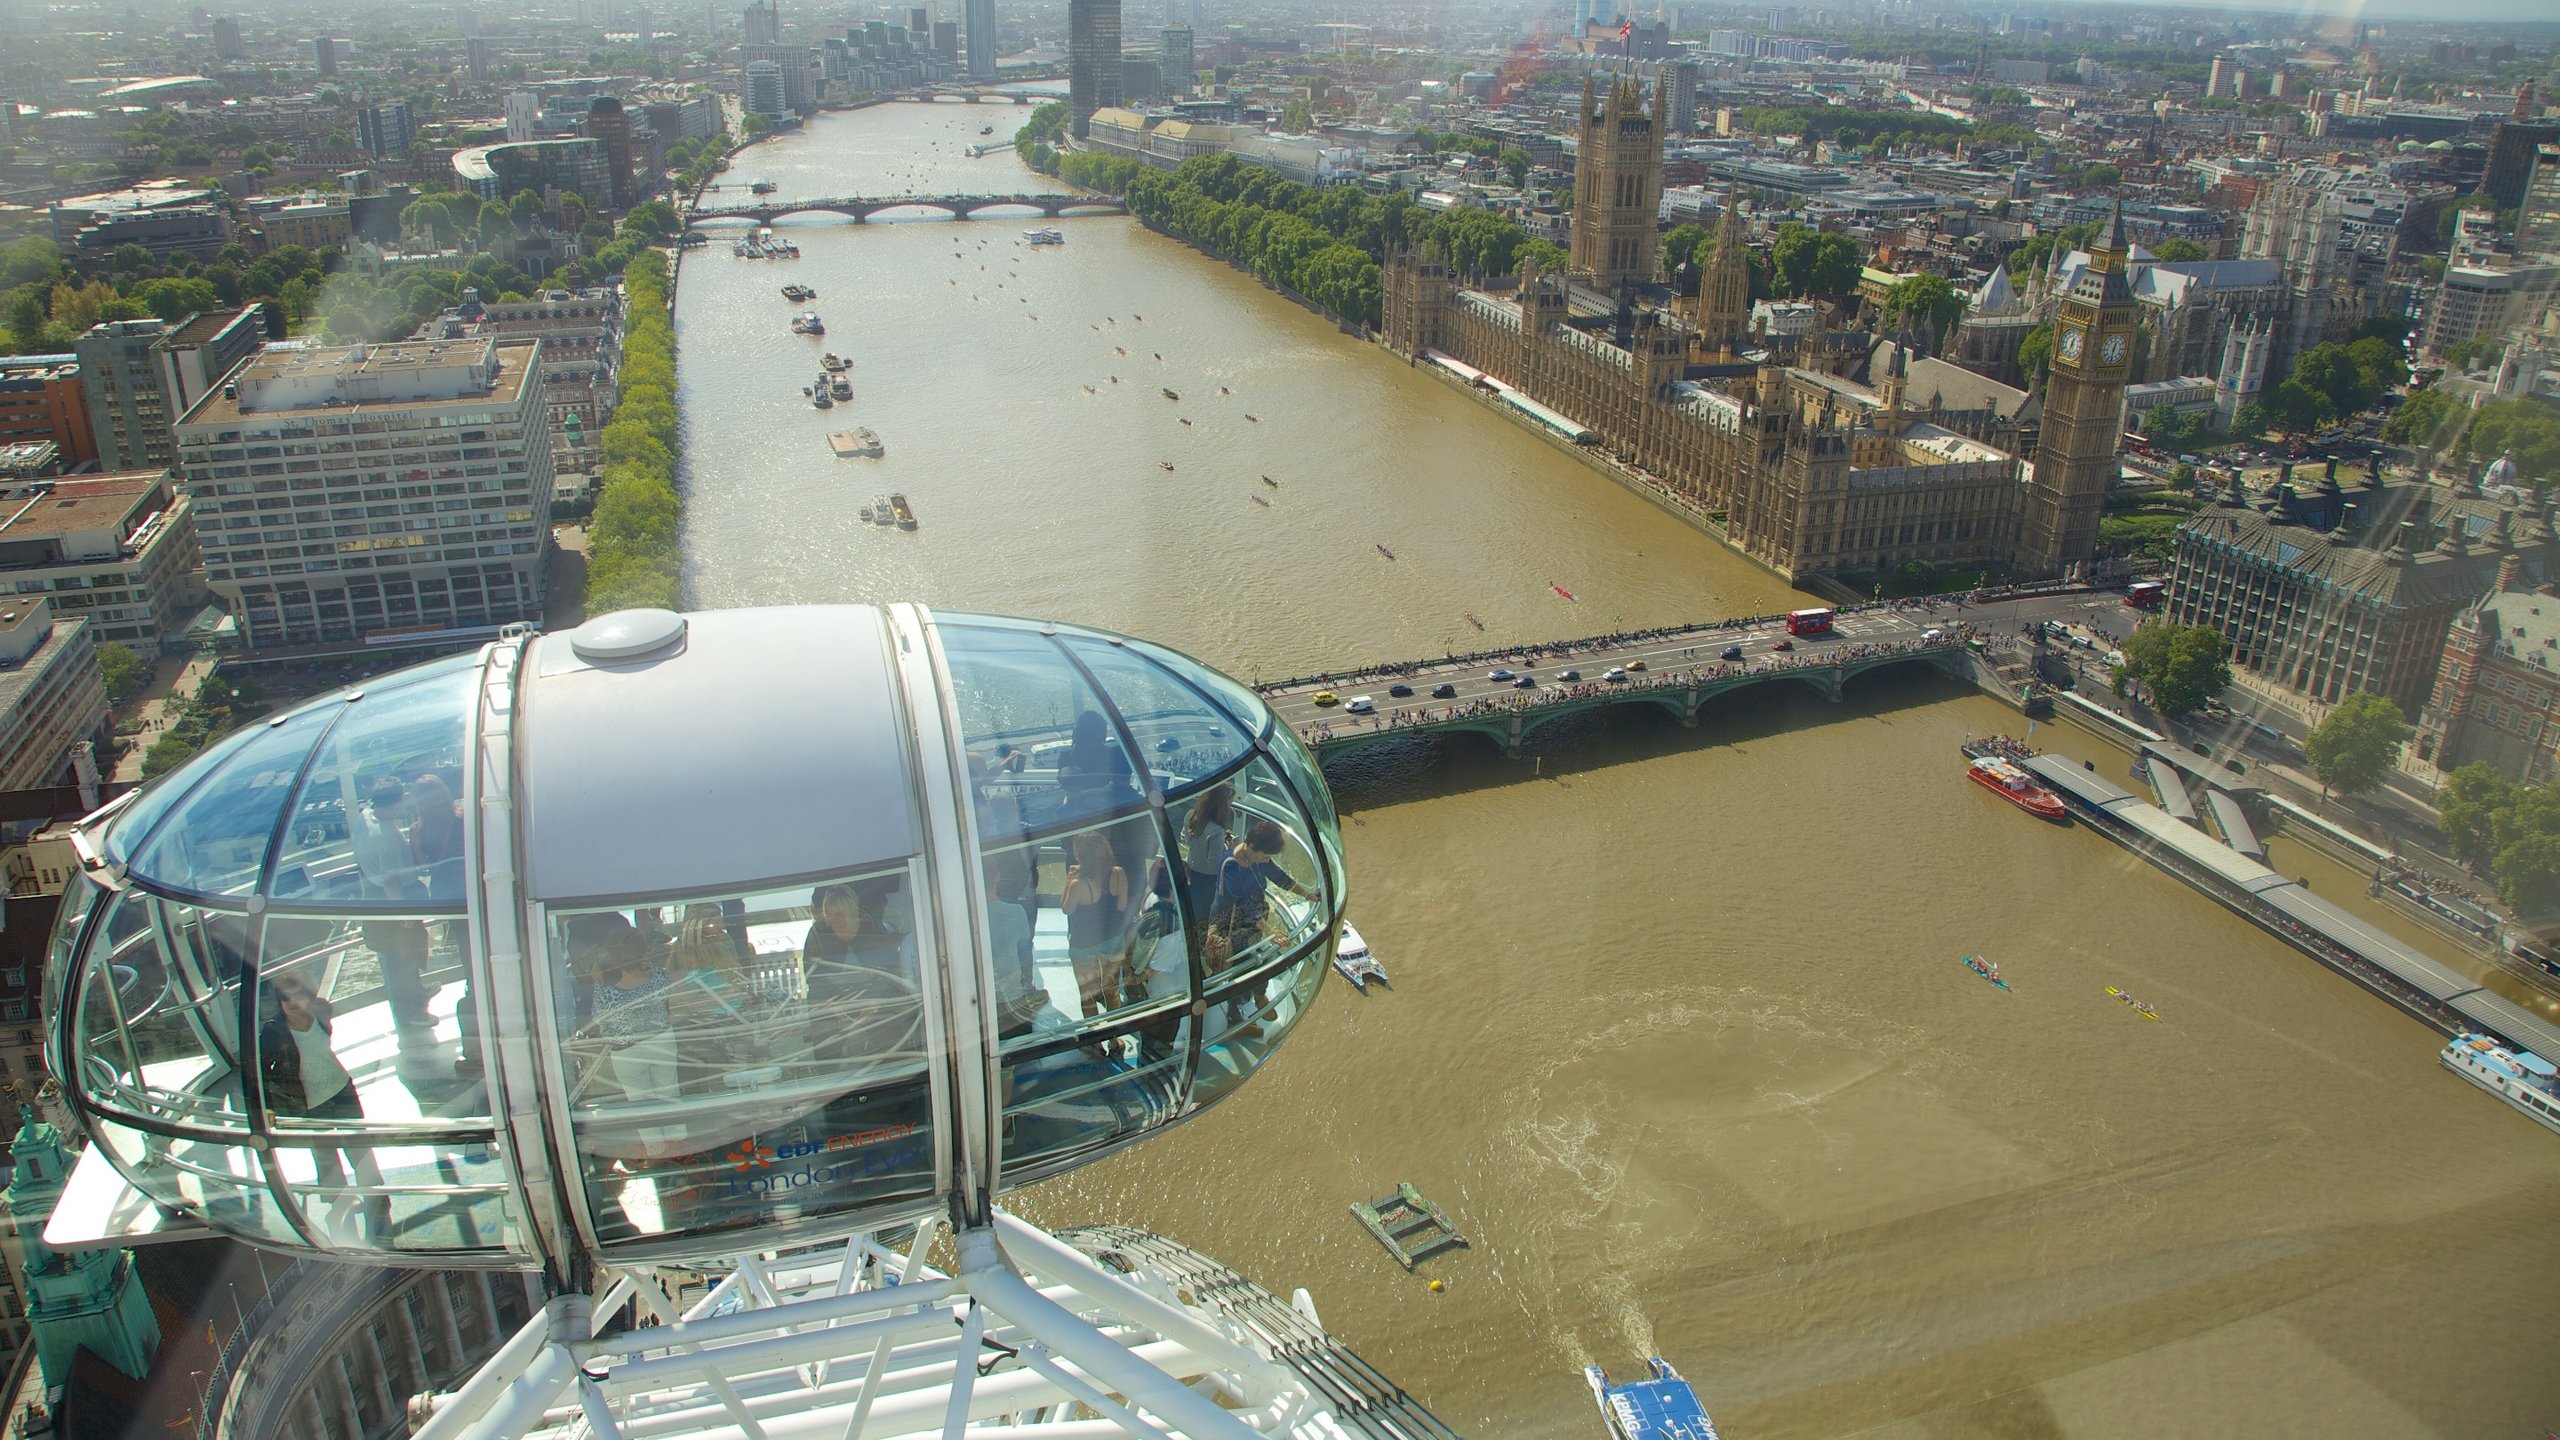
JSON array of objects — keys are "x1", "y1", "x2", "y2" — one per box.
[{"x1": 1345, "y1": 695, "x2": 1375, "y2": 714}]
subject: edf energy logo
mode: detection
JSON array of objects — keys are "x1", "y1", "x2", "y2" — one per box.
[{"x1": 726, "y1": 1124, "x2": 923, "y2": 1197}]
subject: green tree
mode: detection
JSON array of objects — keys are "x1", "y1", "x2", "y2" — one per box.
[
  {"x1": 1659, "y1": 222, "x2": 1706, "y2": 276},
  {"x1": 141, "y1": 733, "x2": 200, "y2": 779},
  {"x1": 2438, "y1": 762, "x2": 2517, "y2": 871},
  {"x1": 2115, "y1": 621, "x2": 2230, "y2": 718},
  {"x1": 1769, "y1": 223, "x2": 1860, "y2": 301},
  {"x1": 1, "y1": 236, "x2": 62, "y2": 290},
  {"x1": 2303, "y1": 691, "x2": 2411, "y2": 798},
  {"x1": 1883, "y1": 273, "x2": 1963, "y2": 334},
  {"x1": 2079, "y1": 162, "x2": 2122, "y2": 190},
  {"x1": 1498, "y1": 146, "x2": 1532, "y2": 188},
  {"x1": 1279, "y1": 98, "x2": 1314, "y2": 134},
  {"x1": 2264, "y1": 377, "x2": 2335, "y2": 436},
  {"x1": 2495, "y1": 832, "x2": 2560, "y2": 918},
  {"x1": 95, "y1": 641, "x2": 146, "y2": 706},
  {"x1": 2152, "y1": 236, "x2": 2211, "y2": 262},
  {"x1": 2017, "y1": 321, "x2": 2054, "y2": 384}
]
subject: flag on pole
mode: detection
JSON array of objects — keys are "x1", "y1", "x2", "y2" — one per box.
[{"x1": 1618, "y1": 18, "x2": 1633, "y2": 37}]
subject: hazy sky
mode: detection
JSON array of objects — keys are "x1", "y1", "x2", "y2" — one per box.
[{"x1": 2111, "y1": 0, "x2": 2560, "y2": 29}]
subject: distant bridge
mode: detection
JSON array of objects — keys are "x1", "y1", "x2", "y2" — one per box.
[
  {"x1": 1250, "y1": 591, "x2": 2106, "y2": 762},
  {"x1": 686, "y1": 194, "x2": 1127, "y2": 226}
]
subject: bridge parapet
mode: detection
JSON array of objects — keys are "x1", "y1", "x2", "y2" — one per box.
[{"x1": 686, "y1": 193, "x2": 1130, "y2": 226}]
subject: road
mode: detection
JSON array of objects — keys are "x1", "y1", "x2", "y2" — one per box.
[{"x1": 1257, "y1": 586, "x2": 2142, "y2": 738}]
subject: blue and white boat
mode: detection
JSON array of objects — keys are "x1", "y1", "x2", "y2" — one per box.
[
  {"x1": 2442, "y1": 1032, "x2": 2560, "y2": 1136},
  {"x1": 1588, "y1": 1356, "x2": 1720, "y2": 1440}
]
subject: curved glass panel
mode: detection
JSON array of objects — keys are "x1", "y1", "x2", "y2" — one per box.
[
  {"x1": 1195, "y1": 945, "x2": 1329, "y2": 1106},
  {"x1": 1263, "y1": 722, "x2": 1343, "y2": 895},
  {"x1": 255, "y1": 913, "x2": 490, "y2": 1126},
  {"x1": 120, "y1": 706, "x2": 339, "y2": 900},
  {"x1": 1200, "y1": 758, "x2": 1330, "y2": 986},
  {"x1": 1057, "y1": 634, "x2": 1252, "y2": 795},
  {"x1": 999, "y1": 1014, "x2": 1191, "y2": 1180},
  {"x1": 87, "y1": 1115, "x2": 307, "y2": 1248},
  {"x1": 269, "y1": 660, "x2": 480, "y2": 909},
  {"x1": 982, "y1": 812, "x2": 1184, "y2": 1053},
  {"x1": 1124, "y1": 636, "x2": 1272, "y2": 743},
  {"x1": 44, "y1": 871, "x2": 104, "y2": 1049},
  {"x1": 547, "y1": 865, "x2": 936, "y2": 1251},
  {"x1": 73, "y1": 890, "x2": 249, "y2": 1133},
  {"x1": 939, "y1": 622, "x2": 1141, "y2": 837}
]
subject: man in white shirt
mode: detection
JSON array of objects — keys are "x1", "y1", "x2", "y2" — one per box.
[{"x1": 353, "y1": 776, "x2": 432, "y2": 1037}]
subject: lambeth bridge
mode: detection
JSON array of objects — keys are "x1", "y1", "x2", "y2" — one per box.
[
  {"x1": 1249, "y1": 595, "x2": 2096, "y2": 761},
  {"x1": 686, "y1": 194, "x2": 1130, "y2": 226}
]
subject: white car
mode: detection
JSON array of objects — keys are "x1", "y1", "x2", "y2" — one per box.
[
  {"x1": 1603, "y1": 667, "x2": 1629, "y2": 682},
  {"x1": 1921, "y1": 628, "x2": 1943, "y2": 642},
  {"x1": 1345, "y1": 695, "x2": 1375, "y2": 714}
]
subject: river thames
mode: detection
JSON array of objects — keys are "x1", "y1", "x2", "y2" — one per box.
[{"x1": 673, "y1": 102, "x2": 2560, "y2": 1437}]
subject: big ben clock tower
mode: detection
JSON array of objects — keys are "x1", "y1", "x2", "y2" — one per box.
[{"x1": 2019, "y1": 206, "x2": 2139, "y2": 578}]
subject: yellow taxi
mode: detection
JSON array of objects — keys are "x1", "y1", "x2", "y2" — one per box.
[
  {"x1": 1626, "y1": 659, "x2": 1648, "y2": 672},
  {"x1": 1313, "y1": 690, "x2": 1341, "y2": 706}
]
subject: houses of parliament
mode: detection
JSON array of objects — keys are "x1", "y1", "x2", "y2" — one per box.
[{"x1": 1380, "y1": 74, "x2": 2136, "y2": 585}]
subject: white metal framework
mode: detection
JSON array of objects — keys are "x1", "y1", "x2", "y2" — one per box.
[{"x1": 414, "y1": 1210, "x2": 1376, "y2": 1440}]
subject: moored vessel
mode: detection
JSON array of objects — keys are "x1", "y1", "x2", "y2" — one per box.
[
  {"x1": 791, "y1": 310, "x2": 826, "y2": 335},
  {"x1": 1588, "y1": 1356, "x2": 1720, "y2": 1440},
  {"x1": 1024, "y1": 226, "x2": 1065, "y2": 244},
  {"x1": 827, "y1": 427, "x2": 884, "y2": 458},
  {"x1": 1333, "y1": 923, "x2": 1387, "y2": 991},
  {"x1": 2442, "y1": 1032, "x2": 2560, "y2": 1134},
  {"x1": 889, "y1": 493, "x2": 916, "y2": 529},
  {"x1": 1968, "y1": 754, "x2": 2068, "y2": 820}
]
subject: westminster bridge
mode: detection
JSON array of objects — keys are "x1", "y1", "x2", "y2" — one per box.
[
  {"x1": 685, "y1": 194, "x2": 1129, "y2": 227},
  {"x1": 1254, "y1": 587, "x2": 2117, "y2": 761}
]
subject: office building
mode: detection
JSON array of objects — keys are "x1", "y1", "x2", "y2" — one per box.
[
  {"x1": 745, "y1": 60, "x2": 787, "y2": 119},
  {"x1": 932, "y1": 19, "x2": 957, "y2": 60},
  {"x1": 1664, "y1": 59, "x2": 1698, "y2": 135},
  {"x1": 212, "y1": 15, "x2": 243, "y2": 58},
  {"x1": 0, "y1": 599, "x2": 105, "y2": 792},
  {"x1": 450, "y1": 139, "x2": 611, "y2": 201},
  {"x1": 2169, "y1": 475, "x2": 2555, "y2": 715},
  {"x1": 1159, "y1": 24, "x2": 1192, "y2": 92},
  {"x1": 0, "y1": 471, "x2": 206, "y2": 656},
  {"x1": 736, "y1": 42, "x2": 819, "y2": 113},
  {"x1": 585, "y1": 95, "x2": 636, "y2": 207},
  {"x1": 2423, "y1": 263, "x2": 2560, "y2": 359},
  {"x1": 358, "y1": 99, "x2": 416, "y2": 161},
  {"x1": 314, "y1": 34, "x2": 338, "y2": 75},
  {"x1": 415, "y1": 287, "x2": 623, "y2": 475},
  {"x1": 172, "y1": 337, "x2": 555, "y2": 650},
  {"x1": 506, "y1": 90, "x2": 542, "y2": 142},
  {"x1": 49, "y1": 183, "x2": 233, "y2": 260},
  {"x1": 742, "y1": 0, "x2": 778, "y2": 43},
  {"x1": 0, "y1": 358, "x2": 96, "y2": 469},
  {"x1": 965, "y1": 0, "x2": 996, "y2": 79},
  {"x1": 73, "y1": 320, "x2": 173, "y2": 472},
  {"x1": 2483, "y1": 84, "x2": 2559, "y2": 209},
  {"x1": 153, "y1": 304, "x2": 266, "y2": 426},
  {"x1": 468, "y1": 35, "x2": 493, "y2": 81},
  {"x1": 1067, "y1": 0, "x2": 1121, "y2": 139},
  {"x1": 2521, "y1": 144, "x2": 2560, "y2": 258}
]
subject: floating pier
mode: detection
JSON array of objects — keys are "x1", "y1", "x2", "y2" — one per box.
[{"x1": 1350, "y1": 1183, "x2": 1468, "y2": 1270}]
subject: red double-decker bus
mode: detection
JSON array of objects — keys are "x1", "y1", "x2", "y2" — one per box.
[
  {"x1": 2125, "y1": 581, "x2": 2167, "y2": 610},
  {"x1": 1785, "y1": 607, "x2": 1834, "y2": 637}
]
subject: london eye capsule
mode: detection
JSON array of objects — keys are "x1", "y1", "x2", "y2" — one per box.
[{"x1": 46, "y1": 606, "x2": 1346, "y2": 1279}]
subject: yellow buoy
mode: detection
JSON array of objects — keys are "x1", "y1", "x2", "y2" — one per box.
[{"x1": 1426, "y1": 1279, "x2": 1444, "y2": 1292}]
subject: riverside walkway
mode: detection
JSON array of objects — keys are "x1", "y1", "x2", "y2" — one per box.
[{"x1": 1257, "y1": 597, "x2": 2032, "y2": 760}]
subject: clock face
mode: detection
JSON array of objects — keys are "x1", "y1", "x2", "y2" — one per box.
[
  {"x1": 2058, "y1": 327, "x2": 2085, "y2": 363},
  {"x1": 2100, "y1": 332, "x2": 2129, "y2": 365}
]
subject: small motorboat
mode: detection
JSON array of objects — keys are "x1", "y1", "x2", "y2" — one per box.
[
  {"x1": 1250, "y1": 494, "x2": 1271, "y2": 508},
  {"x1": 1551, "y1": 582, "x2": 1578, "y2": 601},
  {"x1": 1115, "y1": 346, "x2": 1126, "y2": 355},
  {"x1": 1376, "y1": 544, "x2": 1396, "y2": 560},
  {"x1": 821, "y1": 354, "x2": 850, "y2": 372},
  {"x1": 1332, "y1": 924, "x2": 1387, "y2": 992},
  {"x1": 1261, "y1": 475, "x2": 1278, "y2": 488},
  {"x1": 1158, "y1": 461, "x2": 1174, "y2": 472},
  {"x1": 872, "y1": 493, "x2": 895, "y2": 526},
  {"x1": 859, "y1": 504, "x2": 875, "y2": 524},
  {"x1": 1962, "y1": 955, "x2": 2009, "y2": 991},
  {"x1": 812, "y1": 390, "x2": 833, "y2": 409},
  {"x1": 1082, "y1": 385, "x2": 1096, "y2": 394},
  {"x1": 1588, "y1": 1357, "x2": 1719, "y2": 1440},
  {"x1": 1244, "y1": 413, "x2": 1259, "y2": 422},
  {"x1": 1219, "y1": 385, "x2": 1231, "y2": 395},
  {"x1": 1179, "y1": 417, "x2": 1192, "y2": 426},
  {"x1": 830, "y1": 377, "x2": 852, "y2": 401},
  {"x1": 889, "y1": 493, "x2": 917, "y2": 530},
  {"x1": 2106, "y1": 986, "x2": 2159, "y2": 1020},
  {"x1": 1464, "y1": 613, "x2": 1484, "y2": 630},
  {"x1": 1162, "y1": 388, "x2": 1179, "y2": 400}
]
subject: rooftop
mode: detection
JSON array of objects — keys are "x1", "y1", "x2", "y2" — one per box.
[
  {"x1": 0, "y1": 472, "x2": 168, "y2": 547},
  {"x1": 2476, "y1": 590, "x2": 2560, "y2": 672},
  {"x1": 176, "y1": 337, "x2": 536, "y2": 426}
]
